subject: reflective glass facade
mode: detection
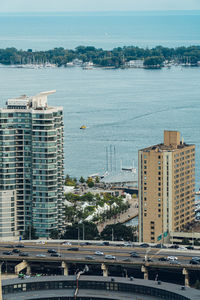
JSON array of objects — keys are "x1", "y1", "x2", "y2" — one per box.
[{"x1": 0, "y1": 92, "x2": 65, "y2": 237}]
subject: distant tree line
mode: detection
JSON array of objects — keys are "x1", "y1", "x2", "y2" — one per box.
[
  {"x1": 1, "y1": 45, "x2": 200, "y2": 68},
  {"x1": 49, "y1": 222, "x2": 136, "y2": 242}
]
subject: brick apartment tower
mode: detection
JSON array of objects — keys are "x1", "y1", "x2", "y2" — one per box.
[{"x1": 138, "y1": 131, "x2": 195, "y2": 243}]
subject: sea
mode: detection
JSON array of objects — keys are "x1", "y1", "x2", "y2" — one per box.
[{"x1": 0, "y1": 11, "x2": 200, "y2": 183}]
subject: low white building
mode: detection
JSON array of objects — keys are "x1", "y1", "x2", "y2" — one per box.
[{"x1": 125, "y1": 60, "x2": 144, "y2": 68}]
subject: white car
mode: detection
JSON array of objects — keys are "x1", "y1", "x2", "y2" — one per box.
[
  {"x1": 124, "y1": 242, "x2": 132, "y2": 247},
  {"x1": 36, "y1": 254, "x2": 46, "y2": 258},
  {"x1": 105, "y1": 255, "x2": 116, "y2": 260},
  {"x1": 61, "y1": 242, "x2": 72, "y2": 246},
  {"x1": 167, "y1": 256, "x2": 178, "y2": 261},
  {"x1": 95, "y1": 251, "x2": 104, "y2": 256},
  {"x1": 178, "y1": 246, "x2": 187, "y2": 251}
]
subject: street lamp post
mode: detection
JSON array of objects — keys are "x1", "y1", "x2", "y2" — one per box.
[{"x1": 82, "y1": 223, "x2": 85, "y2": 241}]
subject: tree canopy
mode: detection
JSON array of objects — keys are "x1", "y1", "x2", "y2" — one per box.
[
  {"x1": 1, "y1": 45, "x2": 200, "y2": 68},
  {"x1": 100, "y1": 223, "x2": 136, "y2": 241}
]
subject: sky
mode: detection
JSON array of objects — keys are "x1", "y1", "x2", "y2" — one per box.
[{"x1": 1, "y1": 0, "x2": 200, "y2": 12}]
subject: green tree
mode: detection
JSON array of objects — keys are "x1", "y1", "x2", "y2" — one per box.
[
  {"x1": 195, "y1": 280, "x2": 200, "y2": 289},
  {"x1": 100, "y1": 223, "x2": 135, "y2": 241},
  {"x1": 65, "y1": 174, "x2": 77, "y2": 186},
  {"x1": 61, "y1": 221, "x2": 99, "y2": 240},
  {"x1": 49, "y1": 229, "x2": 60, "y2": 239},
  {"x1": 79, "y1": 176, "x2": 85, "y2": 183},
  {"x1": 87, "y1": 177, "x2": 94, "y2": 188},
  {"x1": 144, "y1": 56, "x2": 164, "y2": 68},
  {"x1": 23, "y1": 226, "x2": 38, "y2": 240}
]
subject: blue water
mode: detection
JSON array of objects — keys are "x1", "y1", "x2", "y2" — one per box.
[
  {"x1": 0, "y1": 11, "x2": 200, "y2": 184},
  {"x1": 0, "y1": 65, "x2": 200, "y2": 183},
  {"x1": 0, "y1": 11, "x2": 200, "y2": 50}
]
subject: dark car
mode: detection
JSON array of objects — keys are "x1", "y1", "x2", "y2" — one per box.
[
  {"x1": 130, "y1": 253, "x2": 140, "y2": 258},
  {"x1": 6, "y1": 245, "x2": 14, "y2": 248},
  {"x1": 16, "y1": 244, "x2": 25, "y2": 248},
  {"x1": 19, "y1": 252, "x2": 29, "y2": 257},
  {"x1": 101, "y1": 242, "x2": 110, "y2": 246},
  {"x1": 158, "y1": 257, "x2": 168, "y2": 261},
  {"x1": 67, "y1": 247, "x2": 79, "y2": 251},
  {"x1": 155, "y1": 244, "x2": 167, "y2": 249},
  {"x1": 85, "y1": 255, "x2": 95, "y2": 260},
  {"x1": 50, "y1": 253, "x2": 61, "y2": 257},
  {"x1": 129, "y1": 251, "x2": 138, "y2": 255},
  {"x1": 140, "y1": 243, "x2": 149, "y2": 248},
  {"x1": 169, "y1": 244, "x2": 179, "y2": 249},
  {"x1": 12, "y1": 249, "x2": 20, "y2": 253},
  {"x1": 47, "y1": 249, "x2": 57, "y2": 253},
  {"x1": 186, "y1": 246, "x2": 194, "y2": 250},
  {"x1": 190, "y1": 259, "x2": 200, "y2": 265},
  {"x1": 3, "y1": 251, "x2": 13, "y2": 255},
  {"x1": 191, "y1": 257, "x2": 200, "y2": 262},
  {"x1": 123, "y1": 258, "x2": 131, "y2": 262},
  {"x1": 81, "y1": 242, "x2": 92, "y2": 246}
]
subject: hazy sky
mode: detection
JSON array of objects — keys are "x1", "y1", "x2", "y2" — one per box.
[{"x1": 1, "y1": 0, "x2": 200, "y2": 12}]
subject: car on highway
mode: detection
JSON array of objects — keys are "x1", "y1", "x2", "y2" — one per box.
[
  {"x1": 36, "y1": 254, "x2": 46, "y2": 258},
  {"x1": 190, "y1": 259, "x2": 200, "y2": 265},
  {"x1": 2, "y1": 251, "x2": 13, "y2": 255},
  {"x1": 190, "y1": 257, "x2": 200, "y2": 263},
  {"x1": 101, "y1": 242, "x2": 110, "y2": 246},
  {"x1": 123, "y1": 242, "x2": 132, "y2": 247},
  {"x1": 158, "y1": 257, "x2": 168, "y2": 261},
  {"x1": 130, "y1": 253, "x2": 140, "y2": 258},
  {"x1": 123, "y1": 258, "x2": 131, "y2": 262},
  {"x1": 94, "y1": 251, "x2": 104, "y2": 256},
  {"x1": 12, "y1": 249, "x2": 20, "y2": 253},
  {"x1": 178, "y1": 246, "x2": 187, "y2": 251},
  {"x1": 167, "y1": 256, "x2": 178, "y2": 261},
  {"x1": 50, "y1": 253, "x2": 61, "y2": 257},
  {"x1": 47, "y1": 249, "x2": 57, "y2": 253},
  {"x1": 186, "y1": 246, "x2": 194, "y2": 250},
  {"x1": 85, "y1": 255, "x2": 95, "y2": 260},
  {"x1": 105, "y1": 255, "x2": 116, "y2": 260},
  {"x1": 19, "y1": 252, "x2": 29, "y2": 257},
  {"x1": 81, "y1": 242, "x2": 92, "y2": 246},
  {"x1": 170, "y1": 260, "x2": 180, "y2": 265},
  {"x1": 154, "y1": 244, "x2": 167, "y2": 249},
  {"x1": 61, "y1": 241, "x2": 72, "y2": 246},
  {"x1": 16, "y1": 244, "x2": 25, "y2": 248},
  {"x1": 6, "y1": 245, "x2": 14, "y2": 248},
  {"x1": 139, "y1": 243, "x2": 149, "y2": 248},
  {"x1": 169, "y1": 244, "x2": 179, "y2": 249},
  {"x1": 67, "y1": 247, "x2": 79, "y2": 251}
]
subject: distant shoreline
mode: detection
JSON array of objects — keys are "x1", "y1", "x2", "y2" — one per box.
[{"x1": 0, "y1": 45, "x2": 200, "y2": 69}]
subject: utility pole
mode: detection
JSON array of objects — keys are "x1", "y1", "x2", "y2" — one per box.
[
  {"x1": 78, "y1": 224, "x2": 80, "y2": 246},
  {"x1": 82, "y1": 223, "x2": 85, "y2": 241},
  {"x1": 112, "y1": 228, "x2": 114, "y2": 242}
]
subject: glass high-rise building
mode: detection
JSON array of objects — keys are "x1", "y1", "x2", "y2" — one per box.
[{"x1": 0, "y1": 91, "x2": 65, "y2": 238}]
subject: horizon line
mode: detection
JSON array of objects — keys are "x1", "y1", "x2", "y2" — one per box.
[{"x1": 1, "y1": 9, "x2": 200, "y2": 13}]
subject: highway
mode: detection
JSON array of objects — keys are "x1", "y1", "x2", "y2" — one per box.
[{"x1": 0, "y1": 241, "x2": 199, "y2": 266}]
